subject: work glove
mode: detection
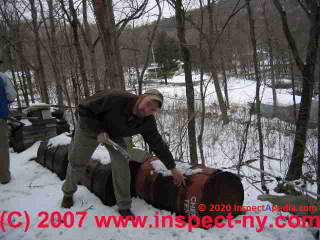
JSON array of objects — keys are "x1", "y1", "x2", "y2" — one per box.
[
  {"x1": 171, "y1": 168, "x2": 186, "y2": 187},
  {"x1": 97, "y1": 132, "x2": 110, "y2": 144}
]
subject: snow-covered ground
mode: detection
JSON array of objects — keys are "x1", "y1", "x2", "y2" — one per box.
[
  {"x1": 161, "y1": 74, "x2": 301, "y2": 107},
  {"x1": 1, "y1": 75, "x2": 317, "y2": 240}
]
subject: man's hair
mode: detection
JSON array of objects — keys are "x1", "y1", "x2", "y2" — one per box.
[{"x1": 142, "y1": 89, "x2": 164, "y2": 108}]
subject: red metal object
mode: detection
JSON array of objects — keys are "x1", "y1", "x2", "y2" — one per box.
[{"x1": 136, "y1": 156, "x2": 244, "y2": 228}]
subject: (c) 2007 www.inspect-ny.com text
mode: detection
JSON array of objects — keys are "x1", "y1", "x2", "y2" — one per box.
[{"x1": 1, "y1": 210, "x2": 319, "y2": 232}]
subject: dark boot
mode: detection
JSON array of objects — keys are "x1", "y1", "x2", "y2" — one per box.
[
  {"x1": 118, "y1": 209, "x2": 135, "y2": 218},
  {"x1": 0, "y1": 179, "x2": 10, "y2": 184},
  {"x1": 61, "y1": 195, "x2": 74, "y2": 208},
  {"x1": 0, "y1": 176, "x2": 11, "y2": 184}
]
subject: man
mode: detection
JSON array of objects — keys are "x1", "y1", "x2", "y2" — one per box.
[
  {"x1": 0, "y1": 60, "x2": 17, "y2": 184},
  {"x1": 61, "y1": 89, "x2": 186, "y2": 217}
]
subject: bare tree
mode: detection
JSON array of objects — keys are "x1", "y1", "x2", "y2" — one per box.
[
  {"x1": 273, "y1": 0, "x2": 320, "y2": 180},
  {"x1": 39, "y1": 0, "x2": 64, "y2": 109},
  {"x1": 29, "y1": 0, "x2": 50, "y2": 103},
  {"x1": 262, "y1": 0, "x2": 277, "y2": 114},
  {"x1": 81, "y1": 0, "x2": 100, "y2": 93},
  {"x1": 168, "y1": 0, "x2": 198, "y2": 165},
  {"x1": 197, "y1": 0, "x2": 206, "y2": 166},
  {"x1": 60, "y1": 0, "x2": 91, "y2": 98},
  {"x1": 246, "y1": 0, "x2": 267, "y2": 193},
  {"x1": 186, "y1": 1, "x2": 246, "y2": 124},
  {"x1": 134, "y1": 0, "x2": 162, "y2": 94},
  {"x1": 318, "y1": 62, "x2": 320, "y2": 199},
  {"x1": 206, "y1": 0, "x2": 229, "y2": 124},
  {"x1": 289, "y1": 51, "x2": 298, "y2": 122},
  {"x1": 219, "y1": 44, "x2": 230, "y2": 109},
  {"x1": 92, "y1": 0, "x2": 124, "y2": 89}
]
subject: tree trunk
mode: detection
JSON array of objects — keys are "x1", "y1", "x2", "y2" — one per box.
[
  {"x1": 220, "y1": 55, "x2": 229, "y2": 109},
  {"x1": 318, "y1": 63, "x2": 320, "y2": 200},
  {"x1": 207, "y1": 0, "x2": 229, "y2": 124},
  {"x1": 24, "y1": 67, "x2": 35, "y2": 103},
  {"x1": 134, "y1": 0, "x2": 162, "y2": 94},
  {"x1": 68, "y1": 0, "x2": 90, "y2": 98},
  {"x1": 8, "y1": 48, "x2": 22, "y2": 110},
  {"x1": 246, "y1": 0, "x2": 267, "y2": 193},
  {"x1": 92, "y1": 0, "x2": 124, "y2": 90},
  {"x1": 48, "y1": 0, "x2": 64, "y2": 108},
  {"x1": 262, "y1": 1, "x2": 277, "y2": 114},
  {"x1": 268, "y1": 40, "x2": 278, "y2": 114},
  {"x1": 29, "y1": 0, "x2": 49, "y2": 103},
  {"x1": 42, "y1": 0, "x2": 64, "y2": 109},
  {"x1": 174, "y1": 0, "x2": 198, "y2": 165},
  {"x1": 18, "y1": 69, "x2": 29, "y2": 107},
  {"x1": 83, "y1": 0, "x2": 100, "y2": 93},
  {"x1": 289, "y1": 52, "x2": 297, "y2": 122},
  {"x1": 197, "y1": 0, "x2": 205, "y2": 167},
  {"x1": 272, "y1": 0, "x2": 320, "y2": 180}
]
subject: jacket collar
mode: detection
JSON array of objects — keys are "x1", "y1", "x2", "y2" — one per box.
[{"x1": 124, "y1": 95, "x2": 139, "y2": 119}]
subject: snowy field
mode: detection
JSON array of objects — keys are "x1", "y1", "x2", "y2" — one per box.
[{"x1": 1, "y1": 74, "x2": 318, "y2": 240}]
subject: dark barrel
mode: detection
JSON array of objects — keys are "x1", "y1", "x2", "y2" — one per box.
[
  {"x1": 56, "y1": 119, "x2": 70, "y2": 135},
  {"x1": 10, "y1": 119, "x2": 57, "y2": 153},
  {"x1": 136, "y1": 157, "x2": 244, "y2": 227},
  {"x1": 45, "y1": 145, "x2": 59, "y2": 171},
  {"x1": 80, "y1": 160, "x2": 143, "y2": 206},
  {"x1": 80, "y1": 159, "x2": 101, "y2": 191},
  {"x1": 91, "y1": 163, "x2": 116, "y2": 206},
  {"x1": 53, "y1": 144, "x2": 69, "y2": 180},
  {"x1": 36, "y1": 140, "x2": 48, "y2": 167},
  {"x1": 36, "y1": 142, "x2": 69, "y2": 180},
  {"x1": 128, "y1": 161, "x2": 142, "y2": 198}
]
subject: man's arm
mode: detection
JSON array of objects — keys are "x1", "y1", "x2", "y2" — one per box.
[
  {"x1": 78, "y1": 92, "x2": 113, "y2": 134},
  {"x1": 1, "y1": 73, "x2": 17, "y2": 102},
  {"x1": 141, "y1": 117, "x2": 176, "y2": 170}
]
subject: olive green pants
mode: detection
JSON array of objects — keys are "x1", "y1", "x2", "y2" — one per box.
[
  {"x1": 0, "y1": 119, "x2": 11, "y2": 183},
  {"x1": 61, "y1": 124, "x2": 148, "y2": 210}
]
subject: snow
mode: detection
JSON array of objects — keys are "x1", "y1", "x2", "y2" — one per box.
[
  {"x1": 47, "y1": 133, "x2": 72, "y2": 148},
  {"x1": 161, "y1": 75, "x2": 301, "y2": 108},
  {"x1": 91, "y1": 145, "x2": 111, "y2": 165},
  {"x1": 150, "y1": 159, "x2": 203, "y2": 176},
  {"x1": 1, "y1": 75, "x2": 317, "y2": 240},
  {"x1": 19, "y1": 119, "x2": 32, "y2": 126}
]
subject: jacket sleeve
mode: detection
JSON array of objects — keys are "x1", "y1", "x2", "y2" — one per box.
[
  {"x1": 141, "y1": 117, "x2": 176, "y2": 170},
  {"x1": 78, "y1": 93, "x2": 113, "y2": 134},
  {"x1": 1, "y1": 73, "x2": 17, "y2": 103}
]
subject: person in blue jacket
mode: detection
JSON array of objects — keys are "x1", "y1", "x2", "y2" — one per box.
[{"x1": 0, "y1": 60, "x2": 17, "y2": 184}]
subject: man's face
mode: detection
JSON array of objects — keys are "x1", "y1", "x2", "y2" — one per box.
[{"x1": 136, "y1": 97, "x2": 160, "y2": 118}]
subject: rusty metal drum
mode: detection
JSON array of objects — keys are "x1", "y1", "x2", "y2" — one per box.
[
  {"x1": 80, "y1": 159, "x2": 143, "y2": 206},
  {"x1": 136, "y1": 156, "x2": 244, "y2": 227}
]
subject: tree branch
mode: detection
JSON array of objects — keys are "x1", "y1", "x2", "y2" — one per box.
[
  {"x1": 297, "y1": 0, "x2": 311, "y2": 19},
  {"x1": 272, "y1": 0, "x2": 305, "y2": 72},
  {"x1": 116, "y1": 0, "x2": 148, "y2": 36}
]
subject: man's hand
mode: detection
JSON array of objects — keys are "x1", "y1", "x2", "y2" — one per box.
[
  {"x1": 171, "y1": 168, "x2": 186, "y2": 187},
  {"x1": 97, "y1": 132, "x2": 110, "y2": 144}
]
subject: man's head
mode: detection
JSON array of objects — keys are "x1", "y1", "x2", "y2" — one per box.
[{"x1": 134, "y1": 89, "x2": 164, "y2": 118}]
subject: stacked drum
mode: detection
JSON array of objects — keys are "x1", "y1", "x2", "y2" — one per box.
[{"x1": 36, "y1": 142, "x2": 245, "y2": 228}]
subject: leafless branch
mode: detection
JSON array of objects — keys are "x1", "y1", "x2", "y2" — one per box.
[{"x1": 272, "y1": 0, "x2": 305, "y2": 72}]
